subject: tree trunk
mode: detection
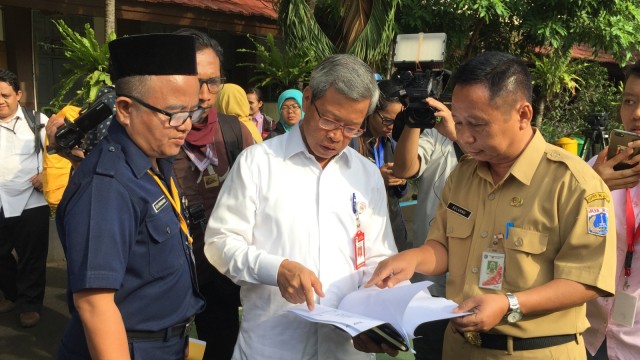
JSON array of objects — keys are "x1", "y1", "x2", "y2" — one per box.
[
  {"x1": 533, "y1": 97, "x2": 545, "y2": 128},
  {"x1": 105, "y1": 0, "x2": 116, "y2": 40}
]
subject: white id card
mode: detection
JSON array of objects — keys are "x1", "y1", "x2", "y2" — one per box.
[
  {"x1": 479, "y1": 251, "x2": 505, "y2": 290},
  {"x1": 612, "y1": 291, "x2": 638, "y2": 327}
]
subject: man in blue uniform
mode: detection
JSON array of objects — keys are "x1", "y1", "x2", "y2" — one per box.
[{"x1": 56, "y1": 33, "x2": 205, "y2": 359}]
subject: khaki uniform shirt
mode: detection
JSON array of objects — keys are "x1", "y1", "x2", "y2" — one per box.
[{"x1": 428, "y1": 130, "x2": 616, "y2": 338}]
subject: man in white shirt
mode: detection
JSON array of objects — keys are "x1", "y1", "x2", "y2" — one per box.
[
  {"x1": 204, "y1": 54, "x2": 398, "y2": 360},
  {"x1": 0, "y1": 69, "x2": 50, "y2": 328}
]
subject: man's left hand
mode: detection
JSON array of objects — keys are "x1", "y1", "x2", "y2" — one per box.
[
  {"x1": 451, "y1": 293, "x2": 509, "y2": 333},
  {"x1": 352, "y1": 333, "x2": 399, "y2": 357}
]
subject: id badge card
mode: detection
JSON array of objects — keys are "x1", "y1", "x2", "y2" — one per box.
[
  {"x1": 479, "y1": 250, "x2": 505, "y2": 290},
  {"x1": 353, "y1": 230, "x2": 366, "y2": 270},
  {"x1": 612, "y1": 290, "x2": 638, "y2": 327}
]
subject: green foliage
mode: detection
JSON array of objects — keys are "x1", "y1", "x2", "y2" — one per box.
[
  {"x1": 237, "y1": 34, "x2": 316, "y2": 92},
  {"x1": 47, "y1": 20, "x2": 115, "y2": 112},
  {"x1": 347, "y1": 0, "x2": 399, "y2": 71},
  {"x1": 536, "y1": 62, "x2": 622, "y2": 143}
]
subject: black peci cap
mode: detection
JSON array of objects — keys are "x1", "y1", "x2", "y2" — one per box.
[{"x1": 108, "y1": 33, "x2": 197, "y2": 81}]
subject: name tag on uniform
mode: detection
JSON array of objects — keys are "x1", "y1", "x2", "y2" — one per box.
[
  {"x1": 447, "y1": 202, "x2": 472, "y2": 219},
  {"x1": 153, "y1": 196, "x2": 169, "y2": 213},
  {"x1": 612, "y1": 291, "x2": 638, "y2": 327}
]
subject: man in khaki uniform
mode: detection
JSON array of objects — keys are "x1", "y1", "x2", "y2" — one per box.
[{"x1": 366, "y1": 51, "x2": 616, "y2": 359}]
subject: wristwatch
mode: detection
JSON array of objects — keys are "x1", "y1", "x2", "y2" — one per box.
[{"x1": 504, "y1": 293, "x2": 523, "y2": 323}]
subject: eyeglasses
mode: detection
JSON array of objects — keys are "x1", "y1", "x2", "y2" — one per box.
[
  {"x1": 313, "y1": 102, "x2": 364, "y2": 138},
  {"x1": 280, "y1": 104, "x2": 301, "y2": 112},
  {"x1": 376, "y1": 111, "x2": 395, "y2": 126},
  {"x1": 198, "y1": 77, "x2": 226, "y2": 94},
  {"x1": 119, "y1": 94, "x2": 204, "y2": 127}
]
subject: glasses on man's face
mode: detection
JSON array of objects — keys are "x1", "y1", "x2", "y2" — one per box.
[
  {"x1": 120, "y1": 94, "x2": 204, "y2": 127},
  {"x1": 280, "y1": 104, "x2": 301, "y2": 112},
  {"x1": 313, "y1": 102, "x2": 364, "y2": 138},
  {"x1": 198, "y1": 77, "x2": 226, "y2": 94},
  {"x1": 376, "y1": 111, "x2": 395, "y2": 126}
]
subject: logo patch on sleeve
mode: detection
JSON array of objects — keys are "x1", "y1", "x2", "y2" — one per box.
[
  {"x1": 587, "y1": 207, "x2": 608, "y2": 236},
  {"x1": 585, "y1": 192, "x2": 610, "y2": 203},
  {"x1": 153, "y1": 196, "x2": 169, "y2": 213}
]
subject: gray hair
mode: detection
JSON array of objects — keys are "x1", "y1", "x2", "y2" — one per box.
[{"x1": 309, "y1": 54, "x2": 379, "y2": 115}]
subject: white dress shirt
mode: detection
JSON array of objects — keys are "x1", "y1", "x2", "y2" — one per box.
[
  {"x1": 204, "y1": 123, "x2": 397, "y2": 360},
  {"x1": 0, "y1": 105, "x2": 48, "y2": 217}
]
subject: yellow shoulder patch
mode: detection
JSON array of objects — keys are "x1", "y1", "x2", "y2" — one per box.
[{"x1": 585, "y1": 192, "x2": 610, "y2": 203}]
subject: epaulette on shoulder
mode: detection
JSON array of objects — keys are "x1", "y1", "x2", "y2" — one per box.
[
  {"x1": 544, "y1": 145, "x2": 593, "y2": 184},
  {"x1": 95, "y1": 142, "x2": 123, "y2": 178}
]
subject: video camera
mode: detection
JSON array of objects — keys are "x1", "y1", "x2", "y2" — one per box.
[
  {"x1": 585, "y1": 112, "x2": 607, "y2": 128},
  {"x1": 390, "y1": 33, "x2": 450, "y2": 132},
  {"x1": 54, "y1": 86, "x2": 116, "y2": 150}
]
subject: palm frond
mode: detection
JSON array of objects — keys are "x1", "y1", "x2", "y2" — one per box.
[{"x1": 347, "y1": 0, "x2": 399, "y2": 69}]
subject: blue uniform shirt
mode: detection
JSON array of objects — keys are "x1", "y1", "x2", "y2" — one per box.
[{"x1": 56, "y1": 120, "x2": 205, "y2": 358}]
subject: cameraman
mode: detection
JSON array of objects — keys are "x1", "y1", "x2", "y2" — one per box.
[{"x1": 392, "y1": 96, "x2": 457, "y2": 360}]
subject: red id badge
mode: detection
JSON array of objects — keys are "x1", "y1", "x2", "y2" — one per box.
[{"x1": 353, "y1": 230, "x2": 365, "y2": 269}]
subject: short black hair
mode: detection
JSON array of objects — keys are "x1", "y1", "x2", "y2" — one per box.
[
  {"x1": 624, "y1": 61, "x2": 640, "y2": 84},
  {"x1": 0, "y1": 69, "x2": 20, "y2": 93},
  {"x1": 246, "y1": 87, "x2": 264, "y2": 102},
  {"x1": 376, "y1": 79, "x2": 403, "y2": 111},
  {"x1": 453, "y1": 51, "x2": 532, "y2": 103},
  {"x1": 173, "y1": 28, "x2": 224, "y2": 63}
]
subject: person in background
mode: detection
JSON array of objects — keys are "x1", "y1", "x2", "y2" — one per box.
[
  {"x1": 367, "y1": 51, "x2": 616, "y2": 359},
  {"x1": 172, "y1": 28, "x2": 255, "y2": 360},
  {"x1": 267, "y1": 89, "x2": 304, "y2": 139},
  {"x1": 246, "y1": 87, "x2": 274, "y2": 139},
  {"x1": 217, "y1": 83, "x2": 262, "y2": 144},
  {"x1": 56, "y1": 33, "x2": 205, "y2": 359},
  {"x1": 0, "y1": 69, "x2": 50, "y2": 328},
  {"x1": 351, "y1": 79, "x2": 409, "y2": 251},
  {"x1": 391, "y1": 93, "x2": 458, "y2": 359},
  {"x1": 585, "y1": 60, "x2": 640, "y2": 360},
  {"x1": 204, "y1": 54, "x2": 398, "y2": 359}
]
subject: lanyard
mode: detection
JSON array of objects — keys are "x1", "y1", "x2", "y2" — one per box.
[
  {"x1": 624, "y1": 189, "x2": 640, "y2": 289},
  {"x1": 373, "y1": 138, "x2": 385, "y2": 168},
  {"x1": 147, "y1": 169, "x2": 193, "y2": 245}
]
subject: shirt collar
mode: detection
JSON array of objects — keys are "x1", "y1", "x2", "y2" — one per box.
[
  {"x1": 508, "y1": 128, "x2": 546, "y2": 185},
  {"x1": 106, "y1": 119, "x2": 175, "y2": 179},
  {"x1": 282, "y1": 121, "x2": 354, "y2": 167}
]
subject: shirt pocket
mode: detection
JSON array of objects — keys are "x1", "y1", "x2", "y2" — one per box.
[
  {"x1": 11, "y1": 130, "x2": 35, "y2": 155},
  {"x1": 503, "y1": 227, "x2": 549, "y2": 290},
  {"x1": 145, "y1": 212, "x2": 184, "y2": 278},
  {"x1": 445, "y1": 214, "x2": 475, "y2": 277}
]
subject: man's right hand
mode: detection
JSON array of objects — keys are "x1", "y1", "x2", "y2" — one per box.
[
  {"x1": 46, "y1": 113, "x2": 85, "y2": 166},
  {"x1": 365, "y1": 249, "x2": 420, "y2": 289},
  {"x1": 276, "y1": 259, "x2": 324, "y2": 311}
]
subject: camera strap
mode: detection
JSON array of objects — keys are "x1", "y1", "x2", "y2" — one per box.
[{"x1": 147, "y1": 169, "x2": 193, "y2": 245}]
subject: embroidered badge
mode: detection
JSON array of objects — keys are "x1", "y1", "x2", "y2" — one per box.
[
  {"x1": 509, "y1": 197, "x2": 524, "y2": 207},
  {"x1": 153, "y1": 196, "x2": 168, "y2": 213},
  {"x1": 587, "y1": 207, "x2": 609, "y2": 236},
  {"x1": 447, "y1": 202, "x2": 472, "y2": 219},
  {"x1": 585, "y1": 192, "x2": 610, "y2": 203}
]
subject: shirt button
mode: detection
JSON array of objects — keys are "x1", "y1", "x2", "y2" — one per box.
[
  {"x1": 166, "y1": 226, "x2": 171, "y2": 234},
  {"x1": 472, "y1": 267, "x2": 479, "y2": 273},
  {"x1": 488, "y1": 194, "x2": 496, "y2": 200},
  {"x1": 480, "y1": 231, "x2": 488, "y2": 238},
  {"x1": 515, "y1": 238, "x2": 523, "y2": 247},
  {"x1": 108, "y1": 146, "x2": 116, "y2": 152}
]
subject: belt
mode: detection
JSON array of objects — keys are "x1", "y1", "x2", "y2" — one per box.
[
  {"x1": 126, "y1": 318, "x2": 194, "y2": 341},
  {"x1": 477, "y1": 333, "x2": 577, "y2": 351}
]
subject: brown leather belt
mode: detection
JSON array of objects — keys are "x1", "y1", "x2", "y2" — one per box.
[
  {"x1": 478, "y1": 333, "x2": 576, "y2": 351},
  {"x1": 126, "y1": 318, "x2": 194, "y2": 341}
]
